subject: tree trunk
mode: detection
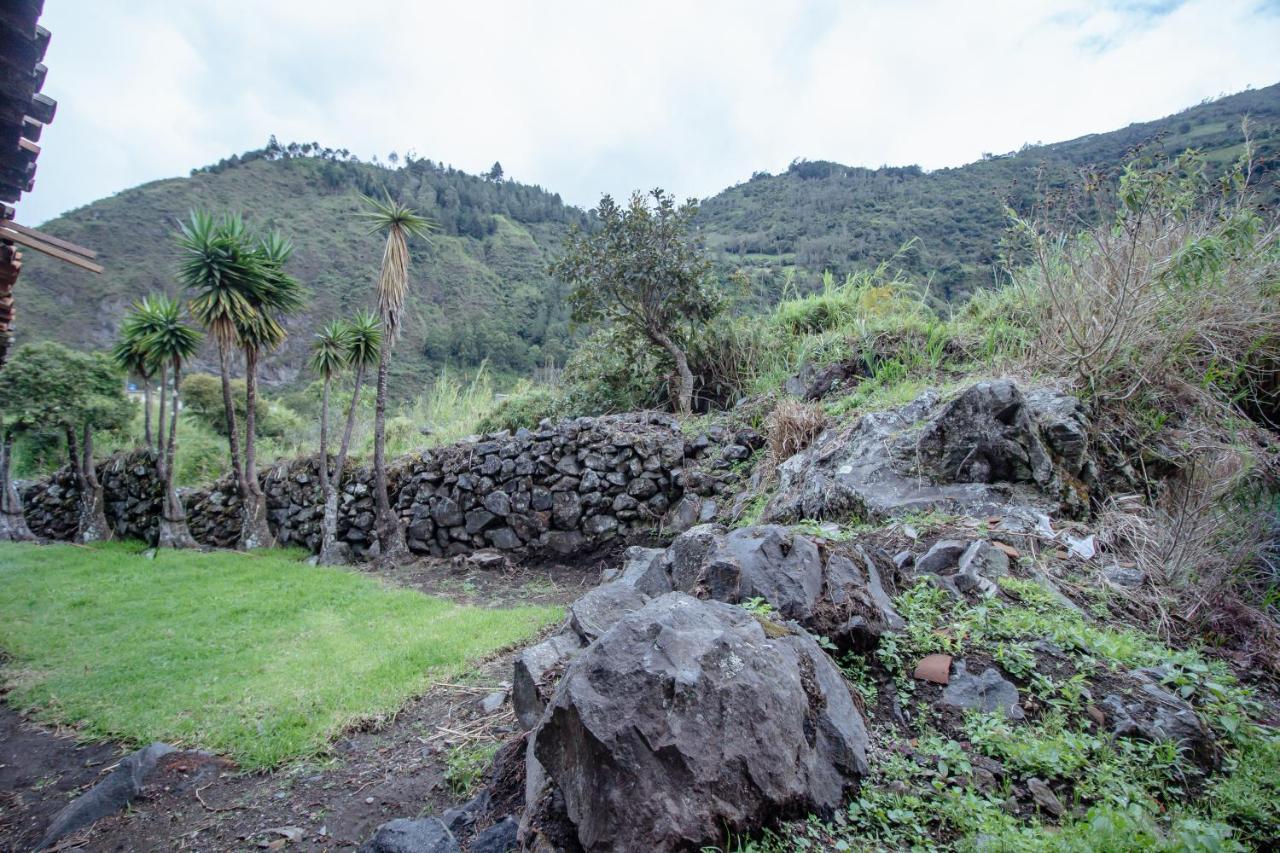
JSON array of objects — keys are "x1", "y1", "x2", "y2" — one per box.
[
  {"x1": 0, "y1": 427, "x2": 35, "y2": 541},
  {"x1": 317, "y1": 375, "x2": 330, "y2": 498},
  {"x1": 319, "y1": 364, "x2": 365, "y2": 565},
  {"x1": 155, "y1": 364, "x2": 167, "y2": 456},
  {"x1": 372, "y1": 350, "x2": 407, "y2": 561},
  {"x1": 238, "y1": 346, "x2": 273, "y2": 550},
  {"x1": 218, "y1": 341, "x2": 245, "y2": 489},
  {"x1": 156, "y1": 360, "x2": 197, "y2": 549},
  {"x1": 651, "y1": 329, "x2": 695, "y2": 416},
  {"x1": 71, "y1": 422, "x2": 110, "y2": 543},
  {"x1": 142, "y1": 377, "x2": 153, "y2": 448}
]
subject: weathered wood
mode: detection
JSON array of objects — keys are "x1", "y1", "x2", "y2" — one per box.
[
  {"x1": 3, "y1": 220, "x2": 96, "y2": 259},
  {"x1": 0, "y1": 226, "x2": 103, "y2": 273}
]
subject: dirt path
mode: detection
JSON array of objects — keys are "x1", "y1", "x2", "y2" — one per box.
[{"x1": 0, "y1": 550, "x2": 610, "y2": 852}]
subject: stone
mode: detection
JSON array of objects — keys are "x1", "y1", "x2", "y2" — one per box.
[
  {"x1": 480, "y1": 691, "x2": 506, "y2": 713},
  {"x1": 357, "y1": 817, "x2": 459, "y2": 853},
  {"x1": 721, "y1": 443, "x2": 751, "y2": 462},
  {"x1": 1026, "y1": 778, "x2": 1064, "y2": 818},
  {"x1": 1104, "y1": 564, "x2": 1146, "y2": 588},
  {"x1": 530, "y1": 594, "x2": 868, "y2": 851},
  {"x1": 942, "y1": 661, "x2": 1024, "y2": 720},
  {"x1": 604, "y1": 546, "x2": 672, "y2": 597},
  {"x1": 432, "y1": 497, "x2": 464, "y2": 528},
  {"x1": 915, "y1": 539, "x2": 968, "y2": 575},
  {"x1": 442, "y1": 790, "x2": 490, "y2": 834},
  {"x1": 543, "y1": 530, "x2": 586, "y2": 555},
  {"x1": 582, "y1": 513, "x2": 618, "y2": 537},
  {"x1": 37, "y1": 743, "x2": 177, "y2": 850},
  {"x1": 1099, "y1": 668, "x2": 1214, "y2": 764},
  {"x1": 568, "y1": 580, "x2": 650, "y2": 643},
  {"x1": 551, "y1": 491, "x2": 582, "y2": 530},
  {"x1": 465, "y1": 509, "x2": 498, "y2": 534},
  {"x1": 469, "y1": 815, "x2": 518, "y2": 853},
  {"x1": 513, "y1": 630, "x2": 585, "y2": 730},
  {"x1": 483, "y1": 491, "x2": 512, "y2": 516},
  {"x1": 764, "y1": 382, "x2": 1090, "y2": 524},
  {"x1": 953, "y1": 540, "x2": 1009, "y2": 596},
  {"x1": 488, "y1": 527, "x2": 522, "y2": 550}
]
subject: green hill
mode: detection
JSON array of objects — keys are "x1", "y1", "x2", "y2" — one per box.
[
  {"x1": 14, "y1": 84, "x2": 1279, "y2": 390},
  {"x1": 16, "y1": 151, "x2": 586, "y2": 392},
  {"x1": 696, "y1": 82, "x2": 1280, "y2": 302}
]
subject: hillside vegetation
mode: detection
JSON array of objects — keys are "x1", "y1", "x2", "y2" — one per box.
[
  {"x1": 698, "y1": 82, "x2": 1280, "y2": 303},
  {"x1": 18, "y1": 152, "x2": 585, "y2": 393}
]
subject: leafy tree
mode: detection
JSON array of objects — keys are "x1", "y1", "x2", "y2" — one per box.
[
  {"x1": 133, "y1": 295, "x2": 203, "y2": 548},
  {"x1": 551, "y1": 189, "x2": 723, "y2": 415},
  {"x1": 487, "y1": 161, "x2": 504, "y2": 182},
  {"x1": 319, "y1": 309, "x2": 381, "y2": 565},
  {"x1": 359, "y1": 195, "x2": 435, "y2": 560},
  {"x1": 0, "y1": 342, "x2": 129, "y2": 542}
]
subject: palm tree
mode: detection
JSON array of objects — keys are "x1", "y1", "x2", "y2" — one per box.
[
  {"x1": 111, "y1": 321, "x2": 157, "y2": 448},
  {"x1": 309, "y1": 321, "x2": 350, "y2": 506},
  {"x1": 177, "y1": 212, "x2": 264, "y2": 532},
  {"x1": 234, "y1": 232, "x2": 303, "y2": 550},
  {"x1": 319, "y1": 309, "x2": 380, "y2": 564},
  {"x1": 135, "y1": 295, "x2": 202, "y2": 548},
  {"x1": 359, "y1": 195, "x2": 435, "y2": 561}
]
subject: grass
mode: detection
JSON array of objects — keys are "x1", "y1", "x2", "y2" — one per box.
[{"x1": 0, "y1": 541, "x2": 561, "y2": 768}]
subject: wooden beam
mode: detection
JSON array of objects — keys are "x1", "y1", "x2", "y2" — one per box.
[
  {"x1": 0, "y1": 226, "x2": 102, "y2": 273},
  {"x1": 3, "y1": 220, "x2": 96, "y2": 259}
]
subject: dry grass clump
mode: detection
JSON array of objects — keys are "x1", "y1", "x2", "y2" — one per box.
[{"x1": 763, "y1": 399, "x2": 828, "y2": 474}]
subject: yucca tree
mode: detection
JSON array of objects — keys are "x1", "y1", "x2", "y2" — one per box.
[
  {"x1": 309, "y1": 321, "x2": 350, "y2": 501},
  {"x1": 110, "y1": 322, "x2": 157, "y2": 448},
  {"x1": 319, "y1": 309, "x2": 381, "y2": 564},
  {"x1": 135, "y1": 294, "x2": 203, "y2": 548},
  {"x1": 359, "y1": 195, "x2": 435, "y2": 561},
  {"x1": 235, "y1": 231, "x2": 304, "y2": 549},
  {"x1": 177, "y1": 212, "x2": 264, "y2": 509}
]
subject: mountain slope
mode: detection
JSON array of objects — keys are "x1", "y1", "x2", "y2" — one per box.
[
  {"x1": 697, "y1": 82, "x2": 1280, "y2": 301},
  {"x1": 17, "y1": 154, "x2": 586, "y2": 390}
]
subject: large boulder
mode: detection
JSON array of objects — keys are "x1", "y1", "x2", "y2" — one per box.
[
  {"x1": 763, "y1": 381, "x2": 1094, "y2": 524},
  {"x1": 650, "y1": 524, "x2": 903, "y2": 648},
  {"x1": 526, "y1": 593, "x2": 869, "y2": 852}
]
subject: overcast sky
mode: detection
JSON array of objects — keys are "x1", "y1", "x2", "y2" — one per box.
[{"x1": 20, "y1": 0, "x2": 1280, "y2": 225}]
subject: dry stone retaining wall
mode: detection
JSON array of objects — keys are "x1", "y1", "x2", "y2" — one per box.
[{"x1": 20, "y1": 413, "x2": 700, "y2": 558}]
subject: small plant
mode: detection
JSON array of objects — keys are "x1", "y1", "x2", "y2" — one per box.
[{"x1": 444, "y1": 741, "x2": 501, "y2": 797}]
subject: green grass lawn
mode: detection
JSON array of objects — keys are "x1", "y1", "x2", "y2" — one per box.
[{"x1": 0, "y1": 541, "x2": 561, "y2": 768}]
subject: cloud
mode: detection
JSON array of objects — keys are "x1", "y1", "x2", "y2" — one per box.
[{"x1": 21, "y1": 0, "x2": 1280, "y2": 225}]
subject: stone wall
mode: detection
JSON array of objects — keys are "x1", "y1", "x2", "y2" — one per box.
[{"x1": 20, "y1": 413, "x2": 698, "y2": 558}]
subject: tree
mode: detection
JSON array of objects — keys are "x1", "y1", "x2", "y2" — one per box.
[
  {"x1": 309, "y1": 321, "x2": 349, "y2": 509},
  {"x1": 487, "y1": 161, "x2": 504, "y2": 182},
  {"x1": 359, "y1": 195, "x2": 435, "y2": 560},
  {"x1": 0, "y1": 342, "x2": 129, "y2": 542},
  {"x1": 178, "y1": 211, "x2": 301, "y2": 550},
  {"x1": 111, "y1": 318, "x2": 157, "y2": 448},
  {"x1": 134, "y1": 295, "x2": 203, "y2": 548},
  {"x1": 318, "y1": 309, "x2": 381, "y2": 564},
  {"x1": 235, "y1": 231, "x2": 304, "y2": 549},
  {"x1": 551, "y1": 189, "x2": 723, "y2": 415}
]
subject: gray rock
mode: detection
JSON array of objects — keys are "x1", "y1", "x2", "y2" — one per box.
[
  {"x1": 483, "y1": 491, "x2": 512, "y2": 516},
  {"x1": 915, "y1": 539, "x2": 968, "y2": 575},
  {"x1": 513, "y1": 630, "x2": 585, "y2": 730},
  {"x1": 38, "y1": 743, "x2": 176, "y2": 850},
  {"x1": 611, "y1": 546, "x2": 673, "y2": 597},
  {"x1": 764, "y1": 381, "x2": 1089, "y2": 524},
  {"x1": 469, "y1": 815, "x2": 518, "y2": 852},
  {"x1": 480, "y1": 691, "x2": 506, "y2": 714},
  {"x1": 568, "y1": 580, "x2": 650, "y2": 643},
  {"x1": 432, "y1": 497, "x2": 464, "y2": 528},
  {"x1": 442, "y1": 790, "x2": 490, "y2": 834},
  {"x1": 1103, "y1": 564, "x2": 1146, "y2": 588},
  {"x1": 551, "y1": 491, "x2": 582, "y2": 530},
  {"x1": 1026, "y1": 777, "x2": 1064, "y2": 817},
  {"x1": 1099, "y1": 669, "x2": 1214, "y2": 764},
  {"x1": 487, "y1": 527, "x2": 522, "y2": 550},
  {"x1": 953, "y1": 540, "x2": 1009, "y2": 596},
  {"x1": 531, "y1": 594, "x2": 868, "y2": 851},
  {"x1": 942, "y1": 661, "x2": 1024, "y2": 720},
  {"x1": 543, "y1": 530, "x2": 585, "y2": 555},
  {"x1": 358, "y1": 817, "x2": 459, "y2": 853}
]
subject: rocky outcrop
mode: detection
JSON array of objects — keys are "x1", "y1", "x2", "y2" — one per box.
[
  {"x1": 21, "y1": 412, "x2": 698, "y2": 558},
  {"x1": 764, "y1": 380, "x2": 1095, "y2": 524},
  {"x1": 524, "y1": 593, "x2": 869, "y2": 852}
]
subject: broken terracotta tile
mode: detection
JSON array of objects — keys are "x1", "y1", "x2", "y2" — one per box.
[
  {"x1": 992, "y1": 541, "x2": 1021, "y2": 559},
  {"x1": 913, "y1": 653, "x2": 952, "y2": 685}
]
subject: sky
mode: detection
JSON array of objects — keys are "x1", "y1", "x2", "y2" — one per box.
[{"x1": 19, "y1": 0, "x2": 1280, "y2": 225}]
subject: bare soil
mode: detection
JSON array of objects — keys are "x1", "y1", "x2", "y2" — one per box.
[{"x1": 0, "y1": 549, "x2": 612, "y2": 853}]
